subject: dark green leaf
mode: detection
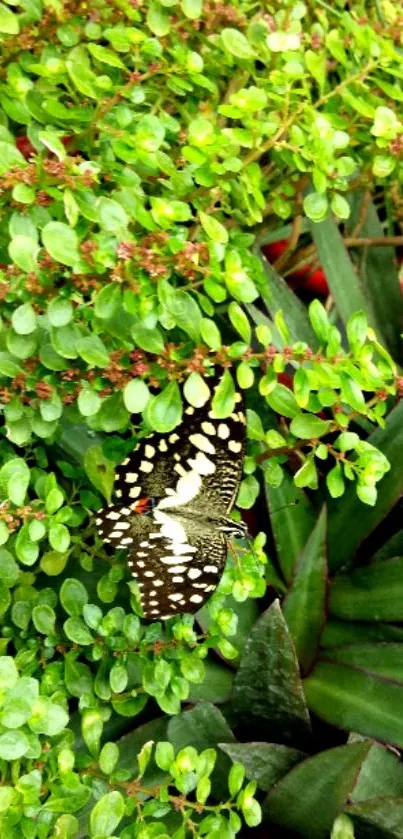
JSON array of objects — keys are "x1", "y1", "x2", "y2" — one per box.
[
  {"x1": 264, "y1": 743, "x2": 370, "y2": 839},
  {"x1": 84, "y1": 445, "x2": 114, "y2": 502},
  {"x1": 304, "y1": 661, "x2": 403, "y2": 748},
  {"x1": 329, "y1": 558, "x2": 403, "y2": 622},
  {"x1": 283, "y1": 507, "x2": 327, "y2": 673},
  {"x1": 220, "y1": 742, "x2": 304, "y2": 791},
  {"x1": 265, "y1": 470, "x2": 316, "y2": 583},
  {"x1": 233, "y1": 600, "x2": 311, "y2": 744}
]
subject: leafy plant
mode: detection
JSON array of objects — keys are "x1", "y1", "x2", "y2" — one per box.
[{"x1": 0, "y1": 0, "x2": 403, "y2": 837}]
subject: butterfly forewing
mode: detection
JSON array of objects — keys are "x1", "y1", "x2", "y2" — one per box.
[{"x1": 96, "y1": 377, "x2": 246, "y2": 619}]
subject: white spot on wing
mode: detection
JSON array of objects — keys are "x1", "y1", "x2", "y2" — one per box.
[
  {"x1": 145, "y1": 444, "x2": 155, "y2": 458},
  {"x1": 107, "y1": 511, "x2": 120, "y2": 521},
  {"x1": 125, "y1": 472, "x2": 138, "y2": 483},
  {"x1": 129, "y1": 487, "x2": 141, "y2": 499},
  {"x1": 188, "y1": 451, "x2": 215, "y2": 475},
  {"x1": 218, "y1": 423, "x2": 230, "y2": 439},
  {"x1": 169, "y1": 593, "x2": 183, "y2": 602},
  {"x1": 189, "y1": 433, "x2": 215, "y2": 455},
  {"x1": 204, "y1": 564, "x2": 219, "y2": 573},
  {"x1": 188, "y1": 568, "x2": 202, "y2": 579},
  {"x1": 228, "y1": 439, "x2": 242, "y2": 453},
  {"x1": 115, "y1": 489, "x2": 122, "y2": 498},
  {"x1": 168, "y1": 565, "x2": 187, "y2": 574},
  {"x1": 169, "y1": 433, "x2": 179, "y2": 444},
  {"x1": 139, "y1": 460, "x2": 153, "y2": 473},
  {"x1": 153, "y1": 509, "x2": 187, "y2": 543},
  {"x1": 185, "y1": 406, "x2": 195, "y2": 415},
  {"x1": 172, "y1": 575, "x2": 184, "y2": 582},
  {"x1": 159, "y1": 439, "x2": 168, "y2": 452},
  {"x1": 202, "y1": 421, "x2": 216, "y2": 436},
  {"x1": 190, "y1": 594, "x2": 203, "y2": 604},
  {"x1": 161, "y1": 555, "x2": 193, "y2": 565}
]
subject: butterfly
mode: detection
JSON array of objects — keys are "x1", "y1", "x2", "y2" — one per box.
[{"x1": 96, "y1": 376, "x2": 247, "y2": 620}]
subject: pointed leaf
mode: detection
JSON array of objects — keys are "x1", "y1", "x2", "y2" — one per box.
[
  {"x1": 329, "y1": 557, "x2": 403, "y2": 622},
  {"x1": 233, "y1": 600, "x2": 311, "y2": 744},
  {"x1": 265, "y1": 470, "x2": 316, "y2": 582},
  {"x1": 283, "y1": 507, "x2": 327, "y2": 673},
  {"x1": 304, "y1": 661, "x2": 403, "y2": 748},
  {"x1": 219, "y1": 742, "x2": 305, "y2": 791},
  {"x1": 264, "y1": 742, "x2": 370, "y2": 839}
]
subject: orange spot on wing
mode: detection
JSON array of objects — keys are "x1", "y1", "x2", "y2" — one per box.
[{"x1": 132, "y1": 497, "x2": 151, "y2": 514}]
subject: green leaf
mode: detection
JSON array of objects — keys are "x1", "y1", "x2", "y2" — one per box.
[
  {"x1": 308, "y1": 214, "x2": 374, "y2": 330},
  {"x1": 48, "y1": 298, "x2": 73, "y2": 328},
  {"x1": 211, "y1": 370, "x2": 236, "y2": 418},
  {"x1": 99, "y1": 742, "x2": 119, "y2": 775},
  {"x1": 48, "y1": 523, "x2": 70, "y2": 553},
  {"x1": 222, "y1": 28, "x2": 256, "y2": 59},
  {"x1": 304, "y1": 661, "x2": 403, "y2": 750},
  {"x1": 0, "y1": 731, "x2": 30, "y2": 760},
  {"x1": 350, "y1": 194, "x2": 403, "y2": 362},
  {"x1": 60, "y1": 578, "x2": 88, "y2": 617},
  {"x1": 200, "y1": 317, "x2": 222, "y2": 350},
  {"x1": 283, "y1": 508, "x2": 327, "y2": 673},
  {"x1": 321, "y1": 643, "x2": 403, "y2": 684},
  {"x1": 11, "y1": 303, "x2": 37, "y2": 335},
  {"x1": 123, "y1": 378, "x2": 150, "y2": 413},
  {"x1": 0, "y1": 3, "x2": 19, "y2": 34},
  {"x1": 266, "y1": 384, "x2": 299, "y2": 419},
  {"x1": 84, "y1": 445, "x2": 114, "y2": 502},
  {"x1": 97, "y1": 197, "x2": 128, "y2": 233},
  {"x1": 9, "y1": 236, "x2": 39, "y2": 272},
  {"x1": 347, "y1": 799, "x2": 403, "y2": 837},
  {"x1": 181, "y1": 0, "x2": 202, "y2": 18},
  {"x1": 32, "y1": 604, "x2": 56, "y2": 635},
  {"x1": 88, "y1": 42, "x2": 126, "y2": 67},
  {"x1": 233, "y1": 601, "x2": 311, "y2": 744},
  {"x1": 0, "y1": 457, "x2": 30, "y2": 506},
  {"x1": 329, "y1": 557, "x2": 403, "y2": 622},
  {"x1": 0, "y1": 352, "x2": 22, "y2": 378},
  {"x1": 75, "y1": 336, "x2": 110, "y2": 367},
  {"x1": 264, "y1": 743, "x2": 370, "y2": 839},
  {"x1": 147, "y1": 381, "x2": 182, "y2": 432},
  {"x1": 290, "y1": 413, "x2": 331, "y2": 440},
  {"x1": 0, "y1": 657, "x2": 18, "y2": 691},
  {"x1": 0, "y1": 142, "x2": 25, "y2": 174},
  {"x1": 94, "y1": 283, "x2": 122, "y2": 320},
  {"x1": 352, "y1": 741, "x2": 403, "y2": 801},
  {"x1": 90, "y1": 790, "x2": 124, "y2": 831},
  {"x1": 43, "y1": 786, "x2": 91, "y2": 814},
  {"x1": 163, "y1": 289, "x2": 202, "y2": 341},
  {"x1": 183, "y1": 372, "x2": 211, "y2": 408},
  {"x1": 303, "y1": 192, "x2": 329, "y2": 222},
  {"x1": 220, "y1": 742, "x2": 304, "y2": 792},
  {"x1": 228, "y1": 302, "x2": 251, "y2": 343},
  {"x1": 64, "y1": 616, "x2": 93, "y2": 645},
  {"x1": 168, "y1": 702, "x2": 235, "y2": 799},
  {"x1": 131, "y1": 322, "x2": 165, "y2": 354},
  {"x1": 42, "y1": 222, "x2": 80, "y2": 266},
  {"x1": 328, "y1": 402, "x2": 403, "y2": 571},
  {"x1": 199, "y1": 211, "x2": 228, "y2": 244},
  {"x1": 64, "y1": 652, "x2": 93, "y2": 697},
  {"x1": 77, "y1": 389, "x2": 101, "y2": 417},
  {"x1": 82, "y1": 708, "x2": 103, "y2": 757}
]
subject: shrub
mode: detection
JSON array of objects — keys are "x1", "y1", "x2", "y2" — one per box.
[{"x1": 0, "y1": 0, "x2": 403, "y2": 837}]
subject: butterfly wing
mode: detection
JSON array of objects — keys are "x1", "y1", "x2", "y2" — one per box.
[{"x1": 113, "y1": 380, "x2": 245, "y2": 517}]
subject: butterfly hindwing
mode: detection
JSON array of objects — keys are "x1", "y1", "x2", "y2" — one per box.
[{"x1": 126, "y1": 512, "x2": 227, "y2": 619}]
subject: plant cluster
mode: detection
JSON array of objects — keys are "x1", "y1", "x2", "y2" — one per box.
[{"x1": 0, "y1": 0, "x2": 403, "y2": 837}]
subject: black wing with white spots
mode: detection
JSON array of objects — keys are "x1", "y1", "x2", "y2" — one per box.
[
  {"x1": 112, "y1": 383, "x2": 245, "y2": 515},
  {"x1": 96, "y1": 376, "x2": 246, "y2": 620}
]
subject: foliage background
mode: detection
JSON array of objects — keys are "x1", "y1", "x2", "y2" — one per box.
[{"x1": 0, "y1": 0, "x2": 403, "y2": 837}]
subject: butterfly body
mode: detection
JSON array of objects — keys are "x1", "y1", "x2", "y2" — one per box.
[{"x1": 96, "y1": 378, "x2": 246, "y2": 619}]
